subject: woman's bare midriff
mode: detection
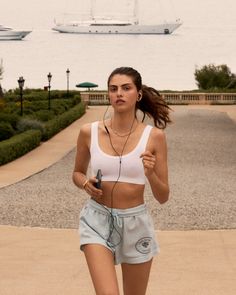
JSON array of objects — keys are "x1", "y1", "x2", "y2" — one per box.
[{"x1": 92, "y1": 181, "x2": 145, "y2": 209}]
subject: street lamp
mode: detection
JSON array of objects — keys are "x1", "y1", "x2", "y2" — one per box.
[
  {"x1": 47, "y1": 72, "x2": 52, "y2": 110},
  {"x1": 17, "y1": 76, "x2": 25, "y2": 116},
  {"x1": 66, "y1": 68, "x2": 70, "y2": 97}
]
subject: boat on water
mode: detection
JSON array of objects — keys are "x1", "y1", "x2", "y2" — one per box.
[
  {"x1": 53, "y1": 18, "x2": 182, "y2": 35},
  {"x1": 52, "y1": 0, "x2": 182, "y2": 35},
  {"x1": 0, "y1": 25, "x2": 31, "y2": 40}
]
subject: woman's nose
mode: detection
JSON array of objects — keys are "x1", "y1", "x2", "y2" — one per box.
[{"x1": 117, "y1": 88, "x2": 123, "y2": 97}]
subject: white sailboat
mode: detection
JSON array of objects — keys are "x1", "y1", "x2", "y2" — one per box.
[
  {"x1": 52, "y1": 0, "x2": 182, "y2": 35},
  {"x1": 0, "y1": 25, "x2": 31, "y2": 41}
]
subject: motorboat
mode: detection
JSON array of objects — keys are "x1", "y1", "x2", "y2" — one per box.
[{"x1": 0, "y1": 25, "x2": 31, "y2": 40}]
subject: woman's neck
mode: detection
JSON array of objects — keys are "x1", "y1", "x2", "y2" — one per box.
[{"x1": 111, "y1": 112, "x2": 137, "y2": 133}]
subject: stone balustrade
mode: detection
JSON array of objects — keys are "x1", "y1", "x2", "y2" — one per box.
[{"x1": 80, "y1": 91, "x2": 236, "y2": 105}]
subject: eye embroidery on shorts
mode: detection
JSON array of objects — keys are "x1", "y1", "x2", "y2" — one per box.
[{"x1": 135, "y1": 237, "x2": 152, "y2": 254}]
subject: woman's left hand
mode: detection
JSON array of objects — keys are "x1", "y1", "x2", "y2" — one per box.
[{"x1": 140, "y1": 151, "x2": 156, "y2": 177}]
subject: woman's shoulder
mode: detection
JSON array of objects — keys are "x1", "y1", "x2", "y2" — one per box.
[
  {"x1": 145, "y1": 125, "x2": 166, "y2": 154},
  {"x1": 149, "y1": 125, "x2": 167, "y2": 143},
  {"x1": 142, "y1": 123, "x2": 165, "y2": 137},
  {"x1": 80, "y1": 122, "x2": 91, "y2": 134},
  {"x1": 80, "y1": 121, "x2": 99, "y2": 133}
]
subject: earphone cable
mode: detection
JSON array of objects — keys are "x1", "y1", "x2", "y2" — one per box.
[{"x1": 105, "y1": 116, "x2": 136, "y2": 246}]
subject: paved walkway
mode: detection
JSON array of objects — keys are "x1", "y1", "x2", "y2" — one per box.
[
  {"x1": 0, "y1": 225, "x2": 235, "y2": 295},
  {"x1": 1, "y1": 104, "x2": 235, "y2": 189},
  {"x1": 0, "y1": 105, "x2": 236, "y2": 294},
  {"x1": 0, "y1": 105, "x2": 108, "y2": 188}
]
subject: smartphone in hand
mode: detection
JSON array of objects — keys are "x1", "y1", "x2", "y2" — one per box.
[{"x1": 94, "y1": 169, "x2": 102, "y2": 189}]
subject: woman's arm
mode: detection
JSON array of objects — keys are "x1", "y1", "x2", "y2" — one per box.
[
  {"x1": 140, "y1": 128, "x2": 169, "y2": 204},
  {"x1": 72, "y1": 123, "x2": 103, "y2": 199},
  {"x1": 72, "y1": 124, "x2": 91, "y2": 189}
]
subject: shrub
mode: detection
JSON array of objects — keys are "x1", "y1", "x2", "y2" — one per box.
[
  {"x1": 52, "y1": 104, "x2": 68, "y2": 115},
  {"x1": 0, "y1": 97, "x2": 6, "y2": 111},
  {"x1": 2, "y1": 102, "x2": 19, "y2": 114},
  {"x1": 4, "y1": 90, "x2": 47, "y2": 102},
  {"x1": 42, "y1": 102, "x2": 85, "y2": 141},
  {"x1": 16, "y1": 118, "x2": 44, "y2": 133},
  {"x1": 32, "y1": 110, "x2": 55, "y2": 121},
  {"x1": 19, "y1": 108, "x2": 34, "y2": 116},
  {"x1": 72, "y1": 95, "x2": 81, "y2": 105},
  {"x1": 13, "y1": 98, "x2": 75, "y2": 114},
  {"x1": 0, "y1": 129, "x2": 42, "y2": 165},
  {"x1": 4, "y1": 89, "x2": 81, "y2": 102},
  {"x1": 0, "y1": 121, "x2": 15, "y2": 141},
  {"x1": 24, "y1": 92, "x2": 48, "y2": 101},
  {"x1": 0, "y1": 113, "x2": 20, "y2": 129}
]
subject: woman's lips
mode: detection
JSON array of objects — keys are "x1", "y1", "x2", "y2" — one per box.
[{"x1": 116, "y1": 99, "x2": 125, "y2": 104}]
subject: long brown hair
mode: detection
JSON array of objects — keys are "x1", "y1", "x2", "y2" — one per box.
[{"x1": 107, "y1": 67, "x2": 172, "y2": 129}]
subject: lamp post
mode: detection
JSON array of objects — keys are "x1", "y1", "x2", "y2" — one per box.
[
  {"x1": 66, "y1": 68, "x2": 70, "y2": 97},
  {"x1": 47, "y1": 72, "x2": 52, "y2": 110},
  {"x1": 17, "y1": 76, "x2": 25, "y2": 116}
]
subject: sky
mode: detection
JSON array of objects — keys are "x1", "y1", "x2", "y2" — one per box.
[{"x1": 1, "y1": 0, "x2": 235, "y2": 29}]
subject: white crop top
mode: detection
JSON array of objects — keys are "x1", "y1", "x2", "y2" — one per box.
[{"x1": 90, "y1": 121, "x2": 153, "y2": 185}]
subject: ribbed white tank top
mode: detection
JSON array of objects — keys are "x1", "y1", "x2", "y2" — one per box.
[{"x1": 90, "y1": 121, "x2": 153, "y2": 184}]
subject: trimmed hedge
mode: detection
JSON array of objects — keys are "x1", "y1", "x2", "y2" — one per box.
[
  {"x1": 16, "y1": 118, "x2": 44, "y2": 133},
  {"x1": 0, "y1": 113, "x2": 20, "y2": 129},
  {"x1": 0, "y1": 129, "x2": 42, "y2": 165},
  {"x1": 42, "y1": 102, "x2": 86, "y2": 141},
  {"x1": 0, "y1": 102, "x2": 86, "y2": 165},
  {"x1": 0, "y1": 122, "x2": 15, "y2": 141},
  {"x1": 4, "y1": 89, "x2": 81, "y2": 102}
]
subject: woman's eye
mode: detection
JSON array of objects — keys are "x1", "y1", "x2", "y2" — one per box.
[{"x1": 109, "y1": 87, "x2": 116, "y2": 92}]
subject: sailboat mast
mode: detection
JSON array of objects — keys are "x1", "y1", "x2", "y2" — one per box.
[
  {"x1": 90, "y1": 0, "x2": 96, "y2": 20},
  {"x1": 134, "y1": 0, "x2": 139, "y2": 24}
]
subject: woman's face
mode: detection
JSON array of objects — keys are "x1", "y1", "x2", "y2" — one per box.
[{"x1": 108, "y1": 74, "x2": 139, "y2": 112}]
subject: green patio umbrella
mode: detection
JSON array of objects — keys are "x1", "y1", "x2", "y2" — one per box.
[{"x1": 76, "y1": 82, "x2": 98, "y2": 91}]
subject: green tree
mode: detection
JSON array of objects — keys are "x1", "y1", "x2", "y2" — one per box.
[
  {"x1": 194, "y1": 64, "x2": 236, "y2": 90},
  {"x1": 0, "y1": 59, "x2": 3, "y2": 97}
]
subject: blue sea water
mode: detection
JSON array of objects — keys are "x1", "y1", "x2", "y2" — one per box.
[{"x1": 0, "y1": 0, "x2": 236, "y2": 91}]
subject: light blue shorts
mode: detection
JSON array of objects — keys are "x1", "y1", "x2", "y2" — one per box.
[{"x1": 79, "y1": 198, "x2": 159, "y2": 265}]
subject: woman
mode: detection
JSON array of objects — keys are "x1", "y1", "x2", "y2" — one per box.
[{"x1": 73, "y1": 67, "x2": 171, "y2": 295}]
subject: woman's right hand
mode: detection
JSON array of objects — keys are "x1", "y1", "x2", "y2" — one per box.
[{"x1": 83, "y1": 177, "x2": 103, "y2": 200}]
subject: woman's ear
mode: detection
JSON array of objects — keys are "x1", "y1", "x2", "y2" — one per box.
[{"x1": 137, "y1": 92, "x2": 142, "y2": 102}]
